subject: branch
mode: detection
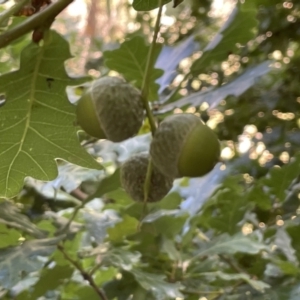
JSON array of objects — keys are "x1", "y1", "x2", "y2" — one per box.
[
  {"x1": 0, "y1": 0, "x2": 74, "y2": 49},
  {"x1": 57, "y1": 244, "x2": 108, "y2": 300}
]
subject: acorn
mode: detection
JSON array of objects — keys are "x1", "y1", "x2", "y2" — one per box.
[
  {"x1": 120, "y1": 153, "x2": 173, "y2": 202},
  {"x1": 150, "y1": 113, "x2": 221, "y2": 178},
  {"x1": 76, "y1": 76, "x2": 144, "y2": 142}
]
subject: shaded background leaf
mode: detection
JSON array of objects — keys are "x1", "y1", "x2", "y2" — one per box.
[
  {"x1": 104, "y1": 36, "x2": 163, "y2": 101},
  {"x1": 0, "y1": 235, "x2": 64, "y2": 289}
]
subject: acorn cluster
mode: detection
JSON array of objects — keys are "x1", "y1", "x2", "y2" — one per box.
[{"x1": 76, "y1": 76, "x2": 221, "y2": 202}]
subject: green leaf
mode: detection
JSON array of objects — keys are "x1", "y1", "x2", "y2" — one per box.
[
  {"x1": 0, "y1": 223, "x2": 20, "y2": 248},
  {"x1": 160, "y1": 237, "x2": 180, "y2": 261},
  {"x1": 192, "y1": 233, "x2": 269, "y2": 260},
  {"x1": 142, "y1": 209, "x2": 188, "y2": 238},
  {"x1": 197, "y1": 176, "x2": 248, "y2": 234},
  {"x1": 125, "y1": 192, "x2": 182, "y2": 220},
  {"x1": 261, "y1": 154, "x2": 300, "y2": 202},
  {"x1": 88, "y1": 168, "x2": 121, "y2": 200},
  {"x1": 247, "y1": 184, "x2": 272, "y2": 210},
  {"x1": 199, "y1": 271, "x2": 270, "y2": 292},
  {"x1": 76, "y1": 286, "x2": 102, "y2": 300},
  {"x1": 0, "y1": 201, "x2": 46, "y2": 238},
  {"x1": 132, "y1": 0, "x2": 171, "y2": 11},
  {"x1": 94, "y1": 267, "x2": 118, "y2": 286},
  {"x1": 0, "y1": 30, "x2": 101, "y2": 199},
  {"x1": 275, "y1": 228, "x2": 298, "y2": 263},
  {"x1": 272, "y1": 260, "x2": 300, "y2": 276},
  {"x1": 173, "y1": 0, "x2": 184, "y2": 8},
  {"x1": 30, "y1": 265, "x2": 74, "y2": 298},
  {"x1": 104, "y1": 248, "x2": 141, "y2": 271},
  {"x1": 105, "y1": 188, "x2": 133, "y2": 210},
  {"x1": 252, "y1": 284, "x2": 300, "y2": 300},
  {"x1": 53, "y1": 233, "x2": 82, "y2": 266},
  {"x1": 0, "y1": 235, "x2": 64, "y2": 289},
  {"x1": 36, "y1": 220, "x2": 57, "y2": 235},
  {"x1": 107, "y1": 214, "x2": 139, "y2": 242},
  {"x1": 155, "y1": 192, "x2": 182, "y2": 210},
  {"x1": 191, "y1": 2, "x2": 258, "y2": 73},
  {"x1": 103, "y1": 36, "x2": 163, "y2": 101},
  {"x1": 103, "y1": 271, "x2": 138, "y2": 300},
  {"x1": 286, "y1": 224, "x2": 300, "y2": 262},
  {"x1": 132, "y1": 286, "x2": 156, "y2": 300},
  {"x1": 83, "y1": 210, "x2": 120, "y2": 244},
  {"x1": 62, "y1": 283, "x2": 102, "y2": 300},
  {"x1": 131, "y1": 269, "x2": 183, "y2": 299}
]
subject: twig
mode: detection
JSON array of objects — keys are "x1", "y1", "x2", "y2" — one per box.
[
  {"x1": 140, "y1": 0, "x2": 164, "y2": 136},
  {"x1": 57, "y1": 244, "x2": 108, "y2": 300},
  {"x1": 60, "y1": 199, "x2": 86, "y2": 233},
  {"x1": 141, "y1": 0, "x2": 164, "y2": 212},
  {"x1": 0, "y1": 0, "x2": 74, "y2": 49},
  {"x1": 70, "y1": 188, "x2": 88, "y2": 201}
]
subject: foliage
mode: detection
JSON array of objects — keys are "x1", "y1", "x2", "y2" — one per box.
[
  {"x1": 0, "y1": 30, "x2": 101, "y2": 199},
  {"x1": 0, "y1": 0, "x2": 299, "y2": 299}
]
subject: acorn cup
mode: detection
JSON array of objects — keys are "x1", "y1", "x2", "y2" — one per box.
[
  {"x1": 150, "y1": 113, "x2": 221, "y2": 178},
  {"x1": 76, "y1": 76, "x2": 144, "y2": 142},
  {"x1": 120, "y1": 153, "x2": 174, "y2": 202}
]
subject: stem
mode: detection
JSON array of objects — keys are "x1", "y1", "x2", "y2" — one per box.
[
  {"x1": 70, "y1": 188, "x2": 89, "y2": 201},
  {"x1": 140, "y1": 0, "x2": 164, "y2": 136},
  {"x1": 141, "y1": 0, "x2": 164, "y2": 208},
  {"x1": 60, "y1": 200, "x2": 85, "y2": 233},
  {"x1": 142, "y1": 0, "x2": 163, "y2": 213},
  {"x1": 57, "y1": 244, "x2": 108, "y2": 300},
  {"x1": 0, "y1": 0, "x2": 74, "y2": 49}
]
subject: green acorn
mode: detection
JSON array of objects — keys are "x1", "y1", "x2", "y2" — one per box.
[
  {"x1": 76, "y1": 76, "x2": 144, "y2": 142},
  {"x1": 150, "y1": 113, "x2": 221, "y2": 178},
  {"x1": 120, "y1": 153, "x2": 173, "y2": 202}
]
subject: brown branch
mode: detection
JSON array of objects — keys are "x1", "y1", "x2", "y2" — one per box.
[
  {"x1": 70, "y1": 188, "x2": 88, "y2": 201},
  {"x1": 57, "y1": 244, "x2": 108, "y2": 300},
  {"x1": 0, "y1": 0, "x2": 74, "y2": 49}
]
